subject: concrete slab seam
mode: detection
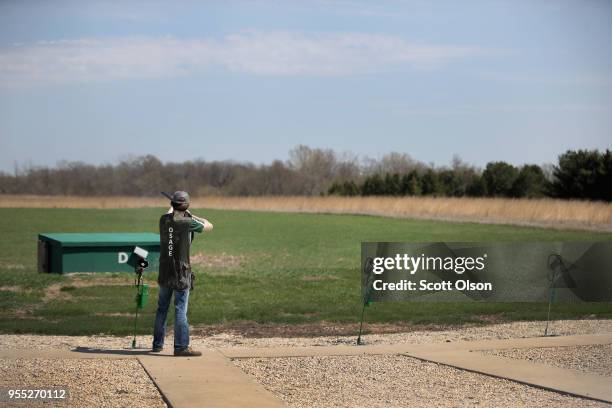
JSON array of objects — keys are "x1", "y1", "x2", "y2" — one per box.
[{"x1": 401, "y1": 351, "x2": 612, "y2": 405}]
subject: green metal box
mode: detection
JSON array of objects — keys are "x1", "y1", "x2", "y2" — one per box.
[{"x1": 38, "y1": 233, "x2": 160, "y2": 274}]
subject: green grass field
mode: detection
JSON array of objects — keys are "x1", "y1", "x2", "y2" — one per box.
[{"x1": 0, "y1": 207, "x2": 611, "y2": 335}]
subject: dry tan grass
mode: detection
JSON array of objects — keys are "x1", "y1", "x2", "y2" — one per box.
[{"x1": 1, "y1": 194, "x2": 611, "y2": 231}]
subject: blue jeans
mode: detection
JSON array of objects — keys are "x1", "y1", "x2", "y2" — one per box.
[{"x1": 153, "y1": 285, "x2": 190, "y2": 350}]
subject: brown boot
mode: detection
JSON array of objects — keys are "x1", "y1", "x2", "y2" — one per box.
[{"x1": 174, "y1": 346, "x2": 202, "y2": 357}]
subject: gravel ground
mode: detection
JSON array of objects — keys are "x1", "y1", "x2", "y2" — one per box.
[
  {"x1": 482, "y1": 344, "x2": 612, "y2": 377},
  {"x1": 1, "y1": 319, "x2": 610, "y2": 350},
  {"x1": 0, "y1": 320, "x2": 609, "y2": 407},
  {"x1": 234, "y1": 354, "x2": 610, "y2": 408},
  {"x1": 0, "y1": 358, "x2": 166, "y2": 408}
]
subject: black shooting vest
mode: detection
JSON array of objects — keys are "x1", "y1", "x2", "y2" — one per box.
[{"x1": 158, "y1": 212, "x2": 195, "y2": 290}]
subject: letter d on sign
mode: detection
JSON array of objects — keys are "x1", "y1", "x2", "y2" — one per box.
[{"x1": 118, "y1": 252, "x2": 129, "y2": 264}]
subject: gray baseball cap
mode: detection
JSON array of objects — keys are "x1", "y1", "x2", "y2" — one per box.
[
  {"x1": 170, "y1": 191, "x2": 190, "y2": 210},
  {"x1": 171, "y1": 191, "x2": 190, "y2": 205}
]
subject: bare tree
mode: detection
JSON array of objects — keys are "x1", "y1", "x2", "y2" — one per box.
[
  {"x1": 363, "y1": 152, "x2": 421, "y2": 176},
  {"x1": 288, "y1": 145, "x2": 337, "y2": 195}
]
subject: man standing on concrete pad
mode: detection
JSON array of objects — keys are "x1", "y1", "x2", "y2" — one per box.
[{"x1": 152, "y1": 191, "x2": 213, "y2": 357}]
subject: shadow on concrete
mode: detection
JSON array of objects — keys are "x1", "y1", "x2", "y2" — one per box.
[{"x1": 72, "y1": 346, "x2": 173, "y2": 357}]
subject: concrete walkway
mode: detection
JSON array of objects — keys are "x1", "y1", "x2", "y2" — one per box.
[
  {"x1": 218, "y1": 332, "x2": 612, "y2": 358},
  {"x1": 139, "y1": 350, "x2": 283, "y2": 408},
  {"x1": 0, "y1": 347, "x2": 285, "y2": 408},
  {"x1": 2, "y1": 332, "x2": 611, "y2": 406}
]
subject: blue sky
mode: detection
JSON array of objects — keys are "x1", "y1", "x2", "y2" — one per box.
[{"x1": 0, "y1": 0, "x2": 610, "y2": 172}]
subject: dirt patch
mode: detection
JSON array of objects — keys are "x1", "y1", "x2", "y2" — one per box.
[
  {"x1": 1, "y1": 275, "x2": 140, "y2": 295},
  {"x1": 94, "y1": 312, "x2": 133, "y2": 318},
  {"x1": 42, "y1": 283, "x2": 73, "y2": 302},
  {"x1": 474, "y1": 313, "x2": 508, "y2": 324},
  {"x1": 3, "y1": 277, "x2": 147, "y2": 319},
  {"x1": 3, "y1": 278, "x2": 139, "y2": 319},
  {"x1": 278, "y1": 312, "x2": 321, "y2": 319},
  {"x1": 45, "y1": 274, "x2": 158, "y2": 290},
  {"x1": 68, "y1": 274, "x2": 141, "y2": 287},
  {"x1": 191, "y1": 321, "x2": 461, "y2": 338},
  {"x1": 8, "y1": 310, "x2": 44, "y2": 320},
  {"x1": 0, "y1": 286, "x2": 32, "y2": 293},
  {"x1": 191, "y1": 252, "x2": 245, "y2": 269}
]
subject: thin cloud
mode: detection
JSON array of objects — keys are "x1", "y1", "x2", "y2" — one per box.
[
  {"x1": 393, "y1": 104, "x2": 612, "y2": 116},
  {"x1": 481, "y1": 72, "x2": 612, "y2": 87},
  {"x1": 0, "y1": 31, "x2": 490, "y2": 85}
]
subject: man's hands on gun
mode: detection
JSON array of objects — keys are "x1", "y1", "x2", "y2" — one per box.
[
  {"x1": 187, "y1": 210, "x2": 214, "y2": 231},
  {"x1": 167, "y1": 207, "x2": 213, "y2": 231}
]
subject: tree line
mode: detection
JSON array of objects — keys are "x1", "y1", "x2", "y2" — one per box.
[
  {"x1": 0, "y1": 146, "x2": 609, "y2": 201},
  {"x1": 329, "y1": 149, "x2": 611, "y2": 201}
]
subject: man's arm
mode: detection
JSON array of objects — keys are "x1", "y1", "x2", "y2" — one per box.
[{"x1": 189, "y1": 214, "x2": 213, "y2": 232}]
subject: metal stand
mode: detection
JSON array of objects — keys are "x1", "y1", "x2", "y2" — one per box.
[
  {"x1": 357, "y1": 301, "x2": 368, "y2": 345},
  {"x1": 544, "y1": 253, "x2": 566, "y2": 337},
  {"x1": 357, "y1": 257, "x2": 375, "y2": 346},
  {"x1": 131, "y1": 267, "x2": 144, "y2": 349},
  {"x1": 544, "y1": 282, "x2": 555, "y2": 337}
]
